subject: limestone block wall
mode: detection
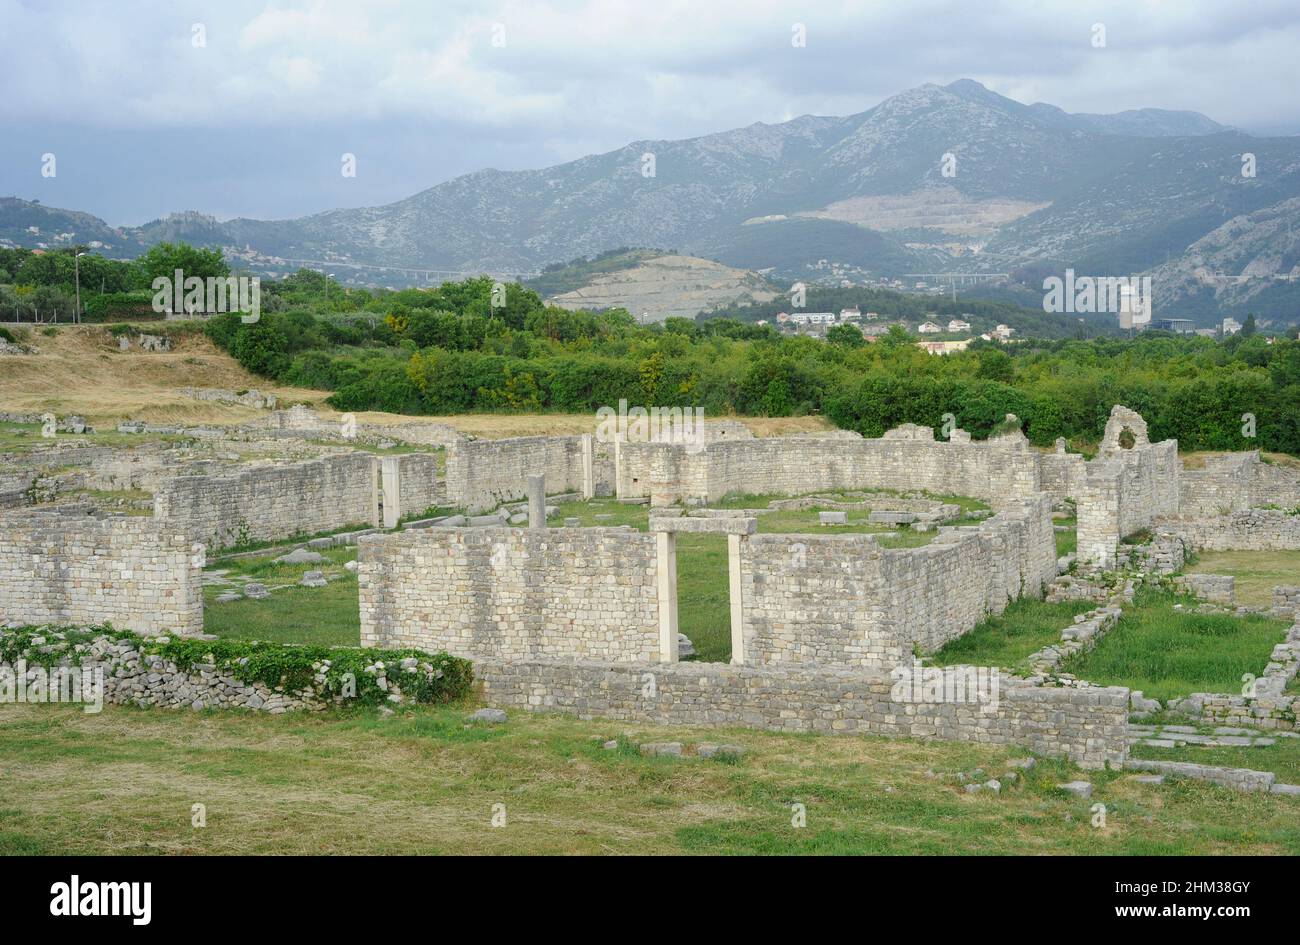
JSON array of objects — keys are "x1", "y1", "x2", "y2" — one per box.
[
  {"x1": 393, "y1": 453, "x2": 439, "y2": 518},
  {"x1": 1037, "y1": 452, "x2": 1086, "y2": 501},
  {"x1": 357, "y1": 421, "x2": 460, "y2": 448},
  {"x1": 153, "y1": 453, "x2": 378, "y2": 550},
  {"x1": 1253, "y1": 459, "x2": 1300, "y2": 508},
  {"x1": 1164, "y1": 509, "x2": 1300, "y2": 551},
  {"x1": 592, "y1": 439, "x2": 616, "y2": 496},
  {"x1": 477, "y1": 658, "x2": 1130, "y2": 769},
  {"x1": 619, "y1": 428, "x2": 1044, "y2": 508},
  {"x1": 738, "y1": 533, "x2": 905, "y2": 669},
  {"x1": 82, "y1": 448, "x2": 182, "y2": 493},
  {"x1": 0, "y1": 510, "x2": 202, "y2": 635},
  {"x1": 738, "y1": 497, "x2": 1056, "y2": 671},
  {"x1": 1179, "y1": 453, "x2": 1258, "y2": 516},
  {"x1": 444, "y1": 436, "x2": 588, "y2": 512},
  {"x1": 358, "y1": 527, "x2": 661, "y2": 662},
  {"x1": 1077, "y1": 440, "x2": 1179, "y2": 568},
  {"x1": 0, "y1": 472, "x2": 32, "y2": 509}
]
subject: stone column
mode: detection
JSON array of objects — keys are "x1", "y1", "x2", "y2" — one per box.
[
  {"x1": 380, "y1": 456, "x2": 401, "y2": 529},
  {"x1": 728, "y1": 533, "x2": 745, "y2": 665},
  {"x1": 527, "y1": 473, "x2": 546, "y2": 529},
  {"x1": 613, "y1": 434, "x2": 623, "y2": 499},
  {"x1": 656, "y1": 530, "x2": 679, "y2": 662},
  {"x1": 581, "y1": 434, "x2": 595, "y2": 500}
]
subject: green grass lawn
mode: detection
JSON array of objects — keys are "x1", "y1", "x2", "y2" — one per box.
[
  {"x1": 1184, "y1": 549, "x2": 1300, "y2": 608},
  {"x1": 1, "y1": 702, "x2": 1296, "y2": 855},
  {"x1": 1129, "y1": 727, "x2": 1300, "y2": 785},
  {"x1": 677, "y1": 534, "x2": 730, "y2": 662},
  {"x1": 1062, "y1": 590, "x2": 1291, "y2": 702},
  {"x1": 929, "y1": 598, "x2": 1096, "y2": 669},
  {"x1": 204, "y1": 546, "x2": 360, "y2": 646}
]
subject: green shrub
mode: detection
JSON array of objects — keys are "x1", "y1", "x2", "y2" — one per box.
[{"x1": 0, "y1": 625, "x2": 474, "y2": 708}]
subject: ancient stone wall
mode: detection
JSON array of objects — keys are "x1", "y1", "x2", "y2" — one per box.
[
  {"x1": 1037, "y1": 451, "x2": 1086, "y2": 501},
  {"x1": 738, "y1": 496, "x2": 1056, "y2": 671},
  {"x1": 0, "y1": 472, "x2": 32, "y2": 509},
  {"x1": 0, "y1": 510, "x2": 201, "y2": 635},
  {"x1": 393, "y1": 453, "x2": 439, "y2": 519},
  {"x1": 619, "y1": 427, "x2": 1043, "y2": 508},
  {"x1": 476, "y1": 658, "x2": 1129, "y2": 769},
  {"x1": 1254, "y1": 459, "x2": 1300, "y2": 508},
  {"x1": 444, "y1": 436, "x2": 590, "y2": 512},
  {"x1": 1164, "y1": 509, "x2": 1300, "y2": 551},
  {"x1": 1179, "y1": 453, "x2": 1258, "y2": 516},
  {"x1": 153, "y1": 453, "x2": 377, "y2": 550},
  {"x1": 358, "y1": 527, "x2": 662, "y2": 662},
  {"x1": 1077, "y1": 438, "x2": 1180, "y2": 568}
]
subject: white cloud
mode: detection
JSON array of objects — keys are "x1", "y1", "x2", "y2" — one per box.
[{"x1": 3, "y1": 0, "x2": 1298, "y2": 222}]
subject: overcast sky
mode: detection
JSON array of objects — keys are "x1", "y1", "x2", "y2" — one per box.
[{"x1": 3, "y1": 0, "x2": 1298, "y2": 225}]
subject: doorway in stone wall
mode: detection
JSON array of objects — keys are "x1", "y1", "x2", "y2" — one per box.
[{"x1": 673, "y1": 532, "x2": 731, "y2": 662}]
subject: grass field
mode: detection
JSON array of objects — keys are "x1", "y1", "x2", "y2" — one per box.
[
  {"x1": 929, "y1": 598, "x2": 1097, "y2": 669},
  {"x1": 1129, "y1": 723, "x2": 1300, "y2": 785},
  {"x1": 204, "y1": 546, "x2": 361, "y2": 647},
  {"x1": 1062, "y1": 590, "x2": 1290, "y2": 702},
  {"x1": 1185, "y1": 549, "x2": 1300, "y2": 608},
  {"x1": 2, "y1": 703, "x2": 1296, "y2": 855}
]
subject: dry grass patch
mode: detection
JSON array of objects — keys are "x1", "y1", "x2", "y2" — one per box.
[
  {"x1": 0, "y1": 326, "x2": 325, "y2": 426},
  {"x1": 1185, "y1": 550, "x2": 1300, "y2": 608}
]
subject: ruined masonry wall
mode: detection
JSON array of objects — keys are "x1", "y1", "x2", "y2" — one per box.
[
  {"x1": 444, "y1": 436, "x2": 589, "y2": 512},
  {"x1": 1165, "y1": 509, "x2": 1300, "y2": 551},
  {"x1": 1254, "y1": 460, "x2": 1300, "y2": 508},
  {"x1": 0, "y1": 511, "x2": 202, "y2": 635},
  {"x1": 1179, "y1": 453, "x2": 1258, "y2": 516},
  {"x1": 358, "y1": 527, "x2": 661, "y2": 662},
  {"x1": 620, "y1": 431, "x2": 1042, "y2": 509},
  {"x1": 739, "y1": 496, "x2": 1056, "y2": 671},
  {"x1": 477, "y1": 658, "x2": 1129, "y2": 770},
  {"x1": 153, "y1": 453, "x2": 377, "y2": 550},
  {"x1": 1037, "y1": 452, "x2": 1086, "y2": 501},
  {"x1": 1077, "y1": 440, "x2": 1179, "y2": 568},
  {"x1": 394, "y1": 453, "x2": 439, "y2": 518}
]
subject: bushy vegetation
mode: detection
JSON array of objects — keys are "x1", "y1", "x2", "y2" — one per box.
[
  {"x1": 12, "y1": 243, "x2": 1299, "y2": 453},
  {"x1": 199, "y1": 262, "x2": 1300, "y2": 454},
  {"x1": 0, "y1": 623, "x2": 474, "y2": 707},
  {"x1": 0, "y1": 243, "x2": 229, "y2": 322}
]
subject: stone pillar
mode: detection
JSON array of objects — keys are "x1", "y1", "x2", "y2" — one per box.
[
  {"x1": 581, "y1": 434, "x2": 595, "y2": 500},
  {"x1": 613, "y1": 435, "x2": 623, "y2": 499},
  {"x1": 656, "y1": 531, "x2": 679, "y2": 662},
  {"x1": 527, "y1": 473, "x2": 546, "y2": 529},
  {"x1": 380, "y1": 456, "x2": 401, "y2": 529},
  {"x1": 728, "y1": 533, "x2": 745, "y2": 665}
]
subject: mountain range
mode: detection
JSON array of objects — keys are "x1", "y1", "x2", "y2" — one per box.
[{"x1": 4, "y1": 78, "x2": 1299, "y2": 323}]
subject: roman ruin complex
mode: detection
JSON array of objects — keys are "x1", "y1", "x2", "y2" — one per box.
[{"x1": 3, "y1": 403, "x2": 1299, "y2": 770}]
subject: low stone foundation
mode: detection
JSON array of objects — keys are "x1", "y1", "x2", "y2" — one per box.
[
  {"x1": 1273, "y1": 585, "x2": 1300, "y2": 620},
  {"x1": 476, "y1": 657, "x2": 1129, "y2": 769}
]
